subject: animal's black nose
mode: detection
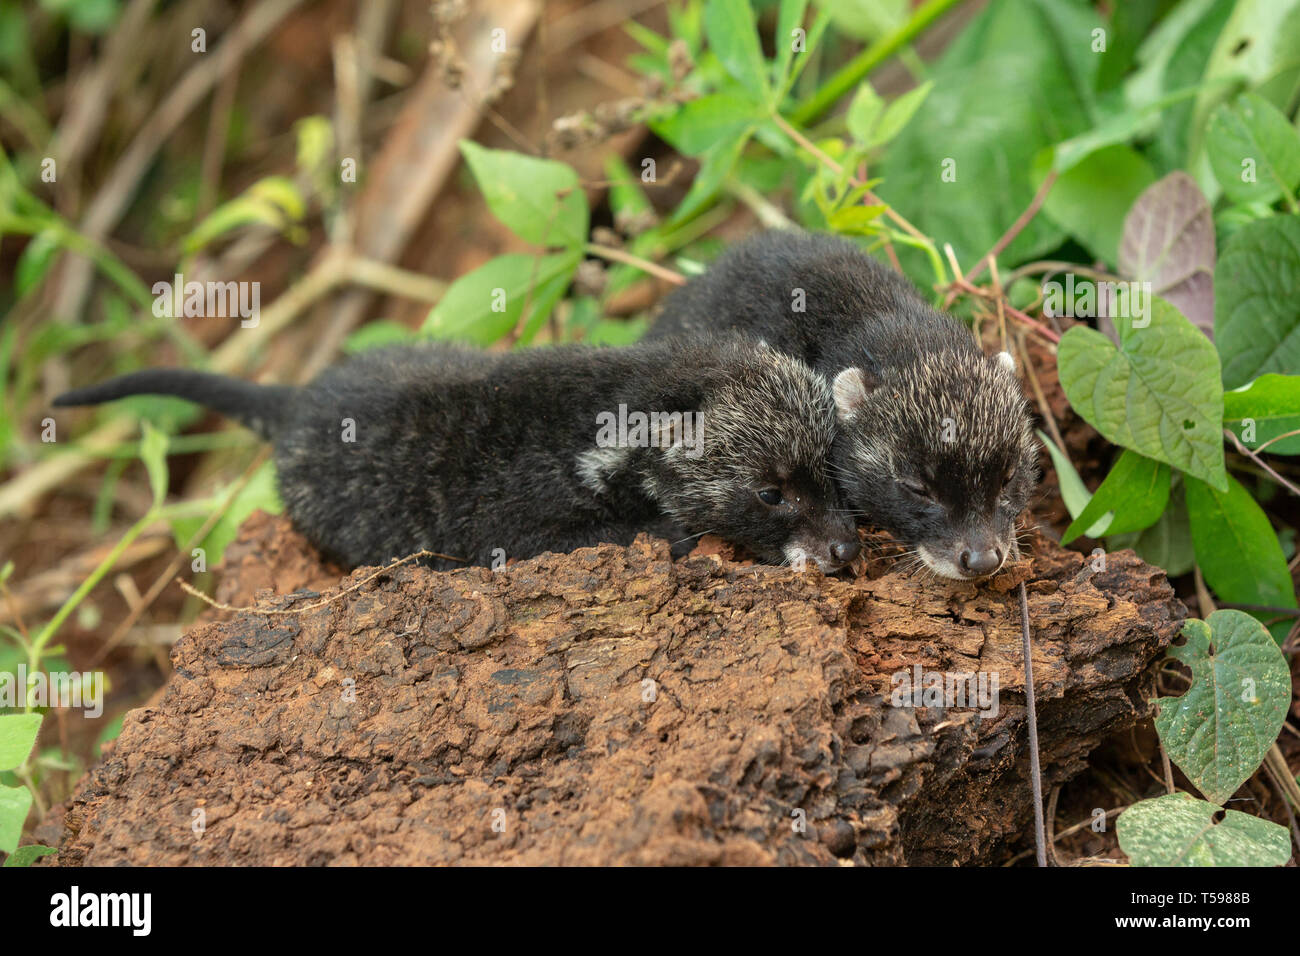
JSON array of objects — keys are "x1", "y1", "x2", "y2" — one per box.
[
  {"x1": 832, "y1": 540, "x2": 861, "y2": 563},
  {"x1": 960, "y1": 548, "x2": 1002, "y2": 575}
]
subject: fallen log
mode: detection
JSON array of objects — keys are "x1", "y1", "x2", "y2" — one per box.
[{"x1": 48, "y1": 516, "x2": 1182, "y2": 865}]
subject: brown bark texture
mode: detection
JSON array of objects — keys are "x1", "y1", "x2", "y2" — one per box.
[{"x1": 48, "y1": 513, "x2": 1183, "y2": 865}]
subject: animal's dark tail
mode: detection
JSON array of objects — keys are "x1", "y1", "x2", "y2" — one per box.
[{"x1": 52, "y1": 370, "x2": 295, "y2": 440}]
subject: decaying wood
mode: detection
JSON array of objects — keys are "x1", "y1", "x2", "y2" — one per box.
[{"x1": 46, "y1": 514, "x2": 1182, "y2": 865}]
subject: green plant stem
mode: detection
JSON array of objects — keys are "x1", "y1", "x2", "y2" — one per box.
[
  {"x1": 26, "y1": 507, "x2": 160, "y2": 688},
  {"x1": 586, "y1": 243, "x2": 685, "y2": 285},
  {"x1": 791, "y1": 0, "x2": 966, "y2": 126}
]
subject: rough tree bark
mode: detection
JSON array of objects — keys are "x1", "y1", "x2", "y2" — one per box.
[{"x1": 46, "y1": 514, "x2": 1183, "y2": 865}]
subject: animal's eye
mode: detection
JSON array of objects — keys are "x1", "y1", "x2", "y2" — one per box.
[
  {"x1": 757, "y1": 487, "x2": 784, "y2": 506},
  {"x1": 901, "y1": 478, "x2": 930, "y2": 499}
]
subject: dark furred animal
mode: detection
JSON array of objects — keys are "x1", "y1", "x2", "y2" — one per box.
[
  {"x1": 52, "y1": 338, "x2": 860, "y2": 572},
  {"x1": 648, "y1": 231, "x2": 1037, "y2": 580}
]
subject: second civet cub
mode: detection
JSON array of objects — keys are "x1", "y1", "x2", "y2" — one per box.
[
  {"x1": 53, "y1": 337, "x2": 860, "y2": 572},
  {"x1": 648, "y1": 231, "x2": 1037, "y2": 580}
]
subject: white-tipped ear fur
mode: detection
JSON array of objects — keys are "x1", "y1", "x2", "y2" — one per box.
[
  {"x1": 995, "y1": 350, "x2": 1016, "y2": 373},
  {"x1": 832, "y1": 367, "x2": 871, "y2": 422}
]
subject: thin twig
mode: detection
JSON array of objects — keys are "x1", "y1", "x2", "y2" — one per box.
[
  {"x1": 586, "y1": 242, "x2": 686, "y2": 285},
  {"x1": 1224, "y1": 428, "x2": 1300, "y2": 496},
  {"x1": 177, "y1": 548, "x2": 464, "y2": 615},
  {"x1": 1018, "y1": 579, "x2": 1047, "y2": 867}
]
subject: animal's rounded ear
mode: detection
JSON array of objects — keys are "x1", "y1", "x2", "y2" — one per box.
[
  {"x1": 832, "y1": 367, "x2": 875, "y2": 422},
  {"x1": 995, "y1": 350, "x2": 1016, "y2": 373}
]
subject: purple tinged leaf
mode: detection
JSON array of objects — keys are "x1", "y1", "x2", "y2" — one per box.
[{"x1": 1118, "y1": 171, "x2": 1216, "y2": 337}]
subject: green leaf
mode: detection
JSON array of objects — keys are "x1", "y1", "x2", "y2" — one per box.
[
  {"x1": 343, "y1": 320, "x2": 418, "y2": 354},
  {"x1": 1185, "y1": 474, "x2": 1297, "y2": 640},
  {"x1": 138, "y1": 421, "x2": 169, "y2": 507},
  {"x1": 168, "y1": 460, "x2": 282, "y2": 567},
  {"x1": 15, "y1": 228, "x2": 60, "y2": 296},
  {"x1": 0, "y1": 785, "x2": 32, "y2": 857},
  {"x1": 1118, "y1": 792, "x2": 1291, "y2": 866},
  {"x1": 1057, "y1": 298, "x2": 1227, "y2": 490},
  {"x1": 0, "y1": 713, "x2": 42, "y2": 770},
  {"x1": 654, "y1": 89, "x2": 766, "y2": 155},
  {"x1": 1109, "y1": 481, "x2": 1195, "y2": 577},
  {"x1": 1063, "y1": 450, "x2": 1170, "y2": 543},
  {"x1": 1223, "y1": 373, "x2": 1300, "y2": 455},
  {"x1": 772, "y1": 0, "x2": 810, "y2": 92},
  {"x1": 1154, "y1": 611, "x2": 1291, "y2": 804},
  {"x1": 704, "y1": 0, "x2": 770, "y2": 104},
  {"x1": 1215, "y1": 213, "x2": 1300, "y2": 388},
  {"x1": 459, "y1": 142, "x2": 588, "y2": 248},
  {"x1": 3, "y1": 843, "x2": 57, "y2": 866},
  {"x1": 423, "y1": 251, "x2": 579, "y2": 345},
  {"x1": 847, "y1": 81, "x2": 932, "y2": 149},
  {"x1": 1036, "y1": 143, "x2": 1155, "y2": 268},
  {"x1": 845, "y1": 83, "x2": 884, "y2": 145},
  {"x1": 876, "y1": 0, "x2": 1096, "y2": 276},
  {"x1": 1036, "y1": 429, "x2": 1095, "y2": 528},
  {"x1": 669, "y1": 128, "x2": 753, "y2": 225},
  {"x1": 1206, "y1": 93, "x2": 1300, "y2": 206}
]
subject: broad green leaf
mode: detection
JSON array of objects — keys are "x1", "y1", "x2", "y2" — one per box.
[
  {"x1": 0, "y1": 713, "x2": 42, "y2": 770},
  {"x1": 827, "y1": 204, "x2": 886, "y2": 235},
  {"x1": 0, "y1": 785, "x2": 32, "y2": 857},
  {"x1": 1063, "y1": 450, "x2": 1170, "y2": 543},
  {"x1": 1057, "y1": 298, "x2": 1226, "y2": 490},
  {"x1": 1215, "y1": 213, "x2": 1300, "y2": 388},
  {"x1": 1036, "y1": 143, "x2": 1155, "y2": 268},
  {"x1": 423, "y1": 251, "x2": 579, "y2": 344},
  {"x1": 1125, "y1": 0, "x2": 1233, "y2": 179},
  {"x1": 1154, "y1": 611, "x2": 1291, "y2": 804},
  {"x1": 1185, "y1": 475, "x2": 1297, "y2": 640},
  {"x1": 1206, "y1": 93, "x2": 1300, "y2": 206},
  {"x1": 139, "y1": 421, "x2": 169, "y2": 507},
  {"x1": 1189, "y1": 0, "x2": 1300, "y2": 187},
  {"x1": 654, "y1": 90, "x2": 766, "y2": 155},
  {"x1": 1223, "y1": 373, "x2": 1300, "y2": 455},
  {"x1": 876, "y1": 0, "x2": 1097, "y2": 277},
  {"x1": 459, "y1": 142, "x2": 588, "y2": 248},
  {"x1": 1118, "y1": 792, "x2": 1291, "y2": 866},
  {"x1": 1118, "y1": 171, "x2": 1215, "y2": 335},
  {"x1": 704, "y1": 0, "x2": 770, "y2": 104},
  {"x1": 4, "y1": 843, "x2": 56, "y2": 866}
]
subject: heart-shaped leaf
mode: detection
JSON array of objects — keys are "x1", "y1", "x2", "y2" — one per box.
[
  {"x1": 1118, "y1": 792, "x2": 1291, "y2": 866},
  {"x1": 1118, "y1": 171, "x2": 1215, "y2": 336},
  {"x1": 1154, "y1": 610, "x2": 1290, "y2": 805},
  {"x1": 1057, "y1": 298, "x2": 1227, "y2": 490}
]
